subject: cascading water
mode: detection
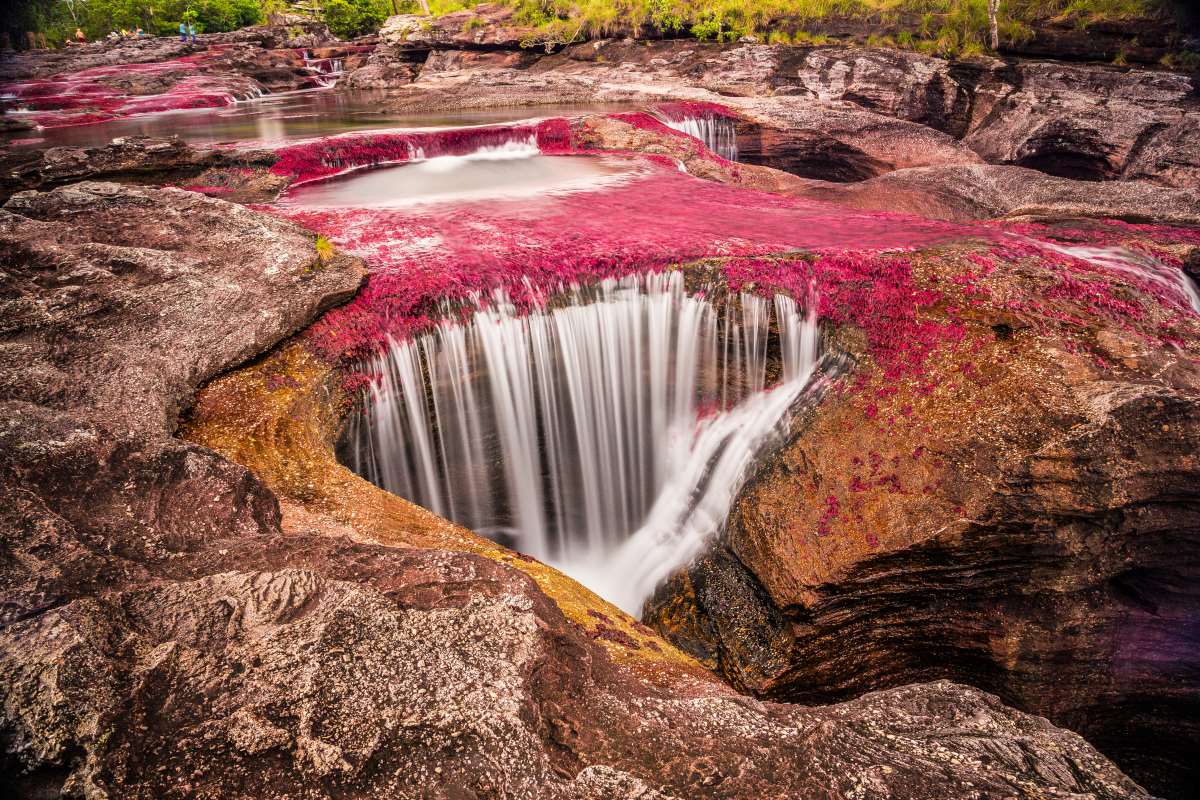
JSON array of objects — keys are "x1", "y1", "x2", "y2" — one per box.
[
  {"x1": 659, "y1": 114, "x2": 739, "y2": 161},
  {"x1": 344, "y1": 271, "x2": 822, "y2": 612},
  {"x1": 1034, "y1": 240, "x2": 1200, "y2": 314},
  {"x1": 303, "y1": 51, "x2": 345, "y2": 89}
]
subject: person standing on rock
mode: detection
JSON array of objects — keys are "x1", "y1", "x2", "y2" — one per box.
[
  {"x1": 75, "y1": 28, "x2": 86, "y2": 44},
  {"x1": 188, "y1": 22, "x2": 197, "y2": 43},
  {"x1": 179, "y1": 21, "x2": 187, "y2": 42}
]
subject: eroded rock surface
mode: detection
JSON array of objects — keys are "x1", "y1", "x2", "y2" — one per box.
[
  {"x1": 647, "y1": 243, "x2": 1200, "y2": 798},
  {"x1": 797, "y1": 163, "x2": 1200, "y2": 223},
  {"x1": 347, "y1": 35, "x2": 1200, "y2": 189},
  {"x1": 0, "y1": 136, "x2": 280, "y2": 202},
  {"x1": 0, "y1": 181, "x2": 362, "y2": 437}
]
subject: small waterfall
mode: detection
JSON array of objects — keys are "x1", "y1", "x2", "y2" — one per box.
[
  {"x1": 303, "y1": 51, "x2": 345, "y2": 89},
  {"x1": 406, "y1": 135, "x2": 540, "y2": 168},
  {"x1": 659, "y1": 114, "x2": 739, "y2": 161},
  {"x1": 1032, "y1": 240, "x2": 1200, "y2": 314},
  {"x1": 345, "y1": 272, "x2": 820, "y2": 612}
]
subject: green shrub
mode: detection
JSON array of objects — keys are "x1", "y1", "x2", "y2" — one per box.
[{"x1": 322, "y1": 0, "x2": 390, "y2": 39}]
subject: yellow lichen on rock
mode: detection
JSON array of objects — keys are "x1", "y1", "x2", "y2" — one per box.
[{"x1": 181, "y1": 340, "x2": 709, "y2": 674}]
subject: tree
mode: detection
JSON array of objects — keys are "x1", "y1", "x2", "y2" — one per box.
[
  {"x1": 321, "y1": 0, "x2": 388, "y2": 39},
  {"x1": 62, "y1": 0, "x2": 85, "y2": 25},
  {"x1": 988, "y1": 0, "x2": 1000, "y2": 51}
]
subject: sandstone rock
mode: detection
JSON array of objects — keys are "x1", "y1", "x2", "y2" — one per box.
[
  {"x1": 0, "y1": 136, "x2": 279, "y2": 202},
  {"x1": 964, "y1": 62, "x2": 1200, "y2": 187},
  {"x1": 0, "y1": 182, "x2": 363, "y2": 438},
  {"x1": 789, "y1": 47, "x2": 982, "y2": 136},
  {"x1": 380, "y1": 4, "x2": 550, "y2": 52},
  {"x1": 731, "y1": 94, "x2": 982, "y2": 179},
  {"x1": 647, "y1": 246, "x2": 1200, "y2": 798},
  {"x1": 0, "y1": 161, "x2": 1154, "y2": 800},
  {"x1": 795, "y1": 163, "x2": 1200, "y2": 224},
  {"x1": 339, "y1": 47, "x2": 423, "y2": 89}
]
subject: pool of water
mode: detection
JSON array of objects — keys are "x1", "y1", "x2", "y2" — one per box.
[
  {"x1": 1, "y1": 89, "x2": 637, "y2": 149},
  {"x1": 278, "y1": 144, "x2": 634, "y2": 209}
]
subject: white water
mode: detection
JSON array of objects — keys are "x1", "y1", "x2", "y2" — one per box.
[
  {"x1": 281, "y1": 137, "x2": 632, "y2": 208},
  {"x1": 346, "y1": 272, "x2": 821, "y2": 613},
  {"x1": 405, "y1": 135, "x2": 540, "y2": 167},
  {"x1": 303, "y1": 52, "x2": 345, "y2": 89},
  {"x1": 1033, "y1": 240, "x2": 1200, "y2": 314},
  {"x1": 660, "y1": 115, "x2": 739, "y2": 161}
]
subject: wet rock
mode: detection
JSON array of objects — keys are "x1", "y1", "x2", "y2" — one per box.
[
  {"x1": 0, "y1": 136, "x2": 279, "y2": 203},
  {"x1": 647, "y1": 254, "x2": 1200, "y2": 798}
]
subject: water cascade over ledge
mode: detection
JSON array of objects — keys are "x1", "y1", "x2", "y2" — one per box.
[
  {"x1": 343, "y1": 272, "x2": 822, "y2": 612},
  {"x1": 657, "y1": 107, "x2": 740, "y2": 161}
]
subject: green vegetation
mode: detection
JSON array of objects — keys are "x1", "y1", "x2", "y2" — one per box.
[
  {"x1": 492, "y1": 0, "x2": 1169, "y2": 56},
  {"x1": 314, "y1": 234, "x2": 336, "y2": 265},
  {"x1": 10, "y1": 0, "x2": 265, "y2": 43},
  {"x1": 6, "y1": 0, "x2": 422, "y2": 47},
  {"x1": 4, "y1": 0, "x2": 1178, "y2": 60},
  {"x1": 321, "y1": 0, "x2": 394, "y2": 38}
]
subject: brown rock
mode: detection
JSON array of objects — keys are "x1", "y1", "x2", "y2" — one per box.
[
  {"x1": 795, "y1": 163, "x2": 1200, "y2": 223},
  {"x1": 647, "y1": 247, "x2": 1200, "y2": 799},
  {"x1": 0, "y1": 181, "x2": 363, "y2": 437},
  {"x1": 964, "y1": 62, "x2": 1200, "y2": 187},
  {"x1": 0, "y1": 137, "x2": 280, "y2": 203}
]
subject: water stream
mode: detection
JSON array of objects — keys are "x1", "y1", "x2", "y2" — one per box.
[
  {"x1": 278, "y1": 137, "x2": 632, "y2": 208},
  {"x1": 344, "y1": 272, "x2": 821, "y2": 612},
  {"x1": 659, "y1": 114, "x2": 739, "y2": 162},
  {"x1": 1, "y1": 91, "x2": 638, "y2": 149}
]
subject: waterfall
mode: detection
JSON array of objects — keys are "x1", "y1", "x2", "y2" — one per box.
[
  {"x1": 406, "y1": 135, "x2": 540, "y2": 168},
  {"x1": 345, "y1": 271, "x2": 820, "y2": 612},
  {"x1": 303, "y1": 52, "x2": 346, "y2": 89},
  {"x1": 660, "y1": 115, "x2": 739, "y2": 161},
  {"x1": 1028, "y1": 239, "x2": 1200, "y2": 315}
]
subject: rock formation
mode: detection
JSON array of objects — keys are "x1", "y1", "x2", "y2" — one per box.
[
  {"x1": 344, "y1": 37, "x2": 1200, "y2": 190},
  {"x1": 0, "y1": 181, "x2": 1158, "y2": 800},
  {"x1": 645, "y1": 240, "x2": 1200, "y2": 799}
]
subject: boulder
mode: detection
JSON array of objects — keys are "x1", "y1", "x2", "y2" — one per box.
[
  {"x1": 964, "y1": 62, "x2": 1200, "y2": 187},
  {"x1": 0, "y1": 181, "x2": 363, "y2": 438}
]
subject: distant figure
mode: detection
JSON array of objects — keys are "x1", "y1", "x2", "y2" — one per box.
[
  {"x1": 25, "y1": 31, "x2": 37, "y2": 50},
  {"x1": 135, "y1": 27, "x2": 144, "y2": 37},
  {"x1": 179, "y1": 21, "x2": 187, "y2": 42},
  {"x1": 188, "y1": 22, "x2": 197, "y2": 43},
  {"x1": 75, "y1": 27, "x2": 86, "y2": 43}
]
